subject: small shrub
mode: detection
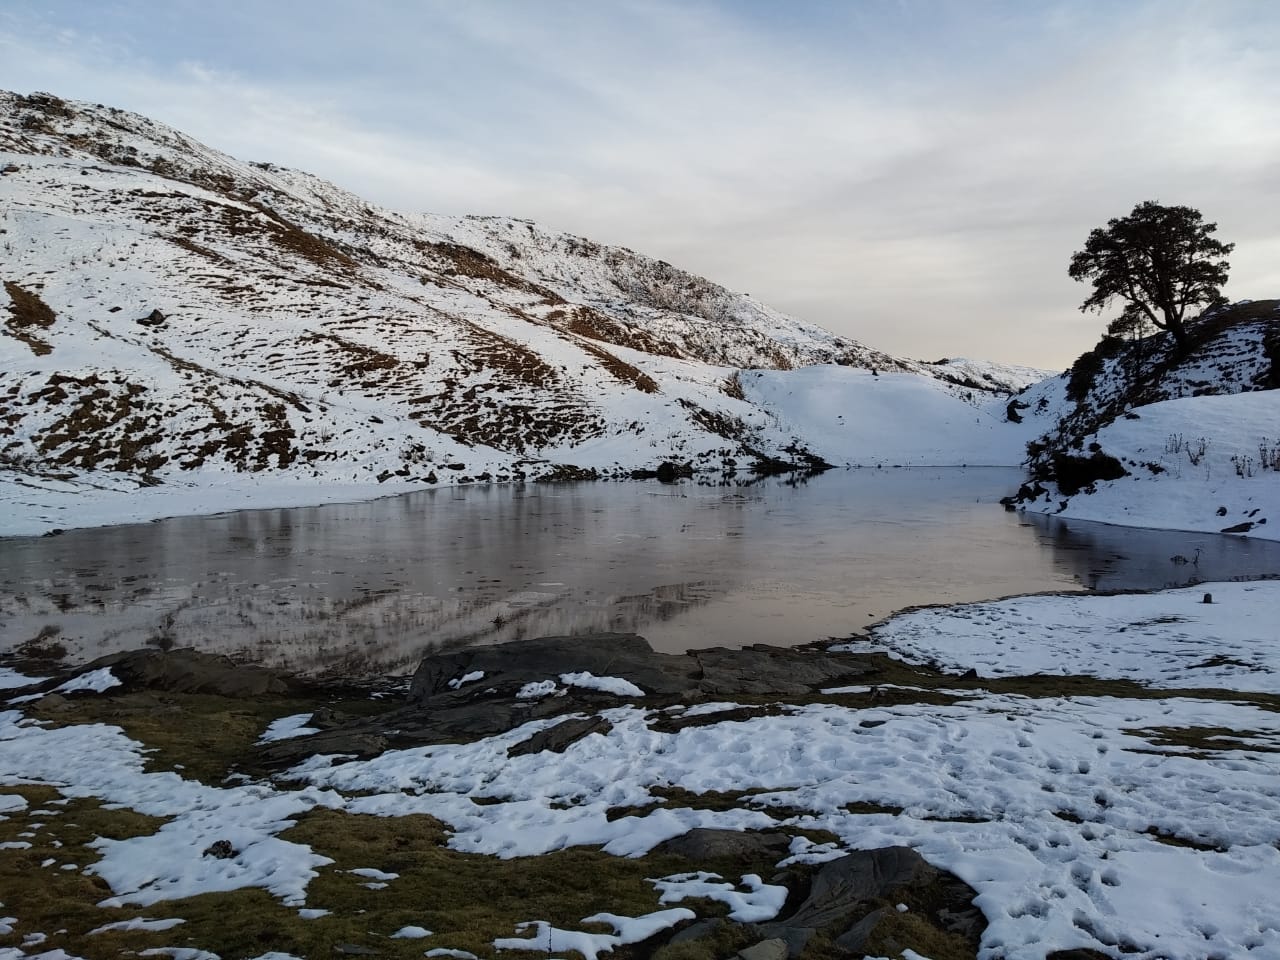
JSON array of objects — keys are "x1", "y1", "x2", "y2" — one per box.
[
  {"x1": 1186, "y1": 437, "x2": 1207, "y2": 466},
  {"x1": 1050, "y1": 451, "x2": 1127, "y2": 496}
]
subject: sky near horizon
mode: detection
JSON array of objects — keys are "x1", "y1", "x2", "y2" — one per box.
[{"x1": 2, "y1": 1, "x2": 1278, "y2": 369}]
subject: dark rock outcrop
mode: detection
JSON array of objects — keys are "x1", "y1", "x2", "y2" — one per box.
[
  {"x1": 652, "y1": 828, "x2": 793, "y2": 863},
  {"x1": 507, "y1": 715, "x2": 612, "y2": 756},
  {"x1": 20, "y1": 648, "x2": 291, "y2": 699},
  {"x1": 409, "y1": 633, "x2": 693, "y2": 702},
  {"x1": 409, "y1": 633, "x2": 875, "y2": 707},
  {"x1": 760, "y1": 847, "x2": 984, "y2": 956},
  {"x1": 659, "y1": 847, "x2": 984, "y2": 959},
  {"x1": 94, "y1": 648, "x2": 291, "y2": 696},
  {"x1": 260, "y1": 633, "x2": 878, "y2": 764}
]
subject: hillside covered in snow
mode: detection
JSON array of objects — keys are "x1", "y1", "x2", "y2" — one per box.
[
  {"x1": 1011, "y1": 300, "x2": 1280, "y2": 540},
  {"x1": 0, "y1": 91, "x2": 1048, "y2": 535}
]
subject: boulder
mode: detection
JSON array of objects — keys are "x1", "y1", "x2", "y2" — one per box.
[
  {"x1": 57, "y1": 648, "x2": 290, "y2": 697},
  {"x1": 691, "y1": 645, "x2": 873, "y2": 696},
  {"x1": 409, "y1": 633, "x2": 693, "y2": 702},
  {"x1": 652, "y1": 828, "x2": 793, "y2": 862},
  {"x1": 736, "y1": 939, "x2": 788, "y2": 960},
  {"x1": 257, "y1": 728, "x2": 389, "y2": 766},
  {"x1": 507, "y1": 715, "x2": 612, "y2": 756},
  {"x1": 759, "y1": 847, "x2": 983, "y2": 956}
]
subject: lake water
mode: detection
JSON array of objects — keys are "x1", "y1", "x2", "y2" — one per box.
[{"x1": 2, "y1": 468, "x2": 1278, "y2": 678}]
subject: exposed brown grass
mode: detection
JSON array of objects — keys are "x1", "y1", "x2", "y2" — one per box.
[
  {"x1": 3, "y1": 280, "x2": 56, "y2": 355},
  {"x1": 554, "y1": 306, "x2": 683, "y2": 359},
  {"x1": 577, "y1": 340, "x2": 659, "y2": 393}
]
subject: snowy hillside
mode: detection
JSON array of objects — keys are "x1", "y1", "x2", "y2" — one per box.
[
  {"x1": 1012, "y1": 300, "x2": 1280, "y2": 540},
  {"x1": 0, "y1": 90, "x2": 1044, "y2": 535}
]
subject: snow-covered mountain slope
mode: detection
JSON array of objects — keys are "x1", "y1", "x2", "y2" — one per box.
[
  {"x1": 0, "y1": 90, "x2": 1045, "y2": 535},
  {"x1": 1011, "y1": 301, "x2": 1280, "y2": 539},
  {"x1": 1025, "y1": 392, "x2": 1279, "y2": 537}
]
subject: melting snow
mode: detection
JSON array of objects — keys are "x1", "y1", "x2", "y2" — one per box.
[
  {"x1": 255, "y1": 714, "x2": 320, "y2": 744},
  {"x1": 493, "y1": 909, "x2": 694, "y2": 960},
  {"x1": 559, "y1": 672, "x2": 644, "y2": 697},
  {"x1": 651, "y1": 872, "x2": 788, "y2": 923}
]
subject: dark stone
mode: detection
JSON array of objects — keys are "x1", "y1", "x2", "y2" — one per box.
[
  {"x1": 736, "y1": 938, "x2": 789, "y2": 960},
  {"x1": 655, "y1": 460, "x2": 693, "y2": 483},
  {"x1": 308, "y1": 706, "x2": 357, "y2": 730},
  {"x1": 763, "y1": 848, "x2": 929, "y2": 935},
  {"x1": 409, "y1": 633, "x2": 693, "y2": 703},
  {"x1": 1221, "y1": 521, "x2": 1254, "y2": 533},
  {"x1": 393, "y1": 634, "x2": 879, "y2": 747},
  {"x1": 507, "y1": 715, "x2": 612, "y2": 756},
  {"x1": 757, "y1": 847, "x2": 984, "y2": 957},
  {"x1": 410, "y1": 635, "x2": 877, "y2": 708},
  {"x1": 652, "y1": 828, "x2": 792, "y2": 862},
  {"x1": 767, "y1": 925, "x2": 815, "y2": 958},
  {"x1": 668, "y1": 917, "x2": 732, "y2": 945},
  {"x1": 833, "y1": 907, "x2": 887, "y2": 952},
  {"x1": 36, "y1": 649, "x2": 290, "y2": 698},
  {"x1": 136, "y1": 308, "x2": 166, "y2": 327},
  {"x1": 691, "y1": 646, "x2": 872, "y2": 697},
  {"x1": 257, "y1": 728, "x2": 388, "y2": 766},
  {"x1": 202, "y1": 839, "x2": 235, "y2": 859}
]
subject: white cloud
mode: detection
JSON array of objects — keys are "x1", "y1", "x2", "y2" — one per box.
[{"x1": 1, "y1": 0, "x2": 1277, "y2": 367}]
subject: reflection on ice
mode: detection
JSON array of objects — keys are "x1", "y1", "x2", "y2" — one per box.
[{"x1": 2, "y1": 468, "x2": 1277, "y2": 677}]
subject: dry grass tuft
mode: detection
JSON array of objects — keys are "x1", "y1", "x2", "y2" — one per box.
[{"x1": 3, "y1": 280, "x2": 56, "y2": 355}]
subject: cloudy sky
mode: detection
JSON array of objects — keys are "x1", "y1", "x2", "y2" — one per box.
[{"x1": 3, "y1": 1, "x2": 1278, "y2": 368}]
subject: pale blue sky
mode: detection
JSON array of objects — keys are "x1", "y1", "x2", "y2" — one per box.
[{"x1": 3, "y1": 1, "x2": 1278, "y2": 367}]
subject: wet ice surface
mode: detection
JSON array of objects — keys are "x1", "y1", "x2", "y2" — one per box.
[{"x1": 4, "y1": 469, "x2": 1278, "y2": 677}]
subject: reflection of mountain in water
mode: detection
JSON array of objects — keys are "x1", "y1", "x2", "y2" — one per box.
[
  {"x1": 5, "y1": 470, "x2": 1279, "y2": 678},
  {"x1": 0, "y1": 483, "x2": 746, "y2": 676},
  {"x1": 1020, "y1": 513, "x2": 1280, "y2": 592}
]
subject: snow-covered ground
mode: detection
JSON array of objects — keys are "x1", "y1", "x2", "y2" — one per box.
[
  {"x1": 856, "y1": 580, "x2": 1280, "y2": 691},
  {"x1": 2, "y1": 581, "x2": 1279, "y2": 959},
  {"x1": 1021, "y1": 391, "x2": 1280, "y2": 541},
  {"x1": 740, "y1": 366, "x2": 1045, "y2": 467}
]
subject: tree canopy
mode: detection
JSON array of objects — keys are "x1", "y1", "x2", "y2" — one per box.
[{"x1": 1068, "y1": 201, "x2": 1233, "y2": 352}]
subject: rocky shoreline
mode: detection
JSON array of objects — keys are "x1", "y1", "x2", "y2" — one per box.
[
  {"x1": 2, "y1": 635, "x2": 1004, "y2": 958},
  {"x1": 3, "y1": 585, "x2": 1278, "y2": 960}
]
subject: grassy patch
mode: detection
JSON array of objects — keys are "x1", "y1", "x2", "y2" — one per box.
[
  {"x1": 0, "y1": 785, "x2": 170, "y2": 955},
  {"x1": 1128, "y1": 724, "x2": 1280, "y2": 757},
  {"x1": 274, "y1": 808, "x2": 790, "y2": 959},
  {"x1": 576, "y1": 339, "x2": 660, "y2": 394},
  {"x1": 25, "y1": 690, "x2": 386, "y2": 785}
]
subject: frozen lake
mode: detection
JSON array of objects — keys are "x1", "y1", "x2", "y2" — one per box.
[{"x1": 2, "y1": 468, "x2": 1277, "y2": 677}]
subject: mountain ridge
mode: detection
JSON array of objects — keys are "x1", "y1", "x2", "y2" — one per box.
[{"x1": 2, "y1": 89, "x2": 1050, "y2": 534}]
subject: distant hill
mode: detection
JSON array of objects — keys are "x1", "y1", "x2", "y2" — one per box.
[
  {"x1": 1010, "y1": 300, "x2": 1280, "y2": 539},
  {"x1": 0, "y1": 90, "x2": 1047, "y2": 534}
]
